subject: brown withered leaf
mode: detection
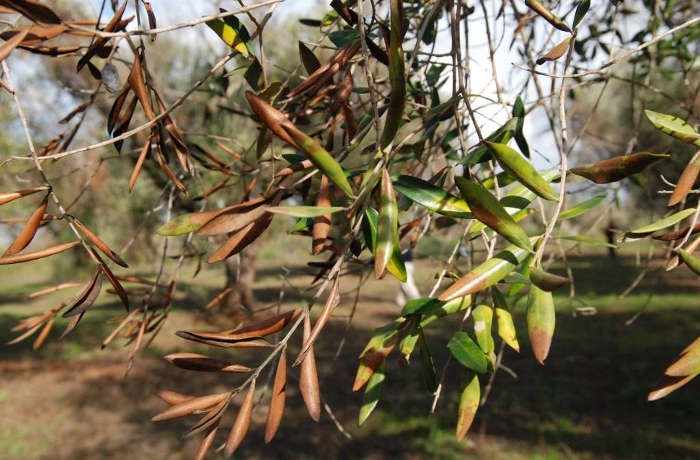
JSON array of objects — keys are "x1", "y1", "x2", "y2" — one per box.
[
  {"x1": 129, "y1": 136, "x2": 151, "y2": 192},
  {"x1": 0, "y1": 186, "x2": 49, "y2": 206},
  {"x1": 0, "y1": 24, "x2": 68, "y2": 46},
  {"x1": 193, "y1": 423, "x2": 219, "y2": 460},
  {"x1": 27, "y1": 282, "x2": 81, "y2": 299},
  {"x1": 536, "y1": 37, "x2": 571, "y2": 65},
  {"x1": 312, "y1": 175, "x2": 331, "y2": 255},
  {"x1": 299, "y1": 314, "x2": 321, "y2": 422},
  {"x1": 20, "y1": 44, "x2": 81, "y2": 56},
  {"x1": 165, "y1": 352, "x2": 252, "y2": 373},
  {"x1": 668, "y1": 150, "x2": 700, "y2": 206},
  {"x1": 127, "y1": 51, "x2": 156, "y2": 121},
  {"x1": 101, "y1": 309, "x2": 139, "y2": 348},
  {"x1": 654, "y1": 223, "x2": 700, "y2": 241},
  {"x1": 265, "y1": 347, "x2": 287, "y2": 443},
  {"x1": 60, "y1": 311, "x2": 84, "y2": 338},
  {"x1": 224, "y1": 380, "x2": 256, "y2": 458},
  {"x1": 7, "y1": 321, "x2": 43, "y2": 345},
  {"x1": 0, "y1": 27, "x2": 30, "y2": 63},
  {"x1": 111, "y1": 95, "x2": 139, "y2": 143},
  {"x1": 107, "y1": 87, "x2": 131, "y2": 134},
  {"x1": 175, "y1": 330, "x2": 273, "y2": 348},
  {"x1": 0, "y1": 0, "x2": 62, "y2": 24},
  {"x1": 144, "y1": 2, "x2": 156, "y2": 41},
  {"x1": 295, "y1": 278, "x2": 339, "y2": 366},
  {"x1": 154, "y1": 390, "x2": 196, "y2": 406},
  {"x1": 207, "y1": 211, "x2": 275, "y2": 264},
  {"x1": 77, "y1": 1, "x2": 129, "y2": 71},
  {"x1": 62, "y1": 269, "x2": 103, "y2": 318},
  {"x1": 154, "y1": 148, "x2": 188, "y2": 195},
  {"x1": 74, "y1": 218, "x2": 128, "y2": 267},
  {"x1": 203, "y1": 286, "x2": 233, "y2": 310},
  {"x1": 184, "y1": 396, "x2": 229, "y2": 438},
  {"x1": 245, "y1": 92, "x2": 298, "y2": 148},
  {"x1": 152, "y1": 392, "x2": 231, "y2": 422},
  {"x1": 58, "y1": 101, "x2": 89, "y2": 124},
  {"x1": 222, "y1": 309, "x2": 302, "y2": 339},
  {"x1": 0, "y1": 240, "x2": 80, "y2": 265},
  {"x1": 98, "y1": 258, "x2": 129, "y2": 310},
  {"x1": 32, "y1": 315, "x2": 55, "y2": 350},
  {"x1": 197, "y1": 203, "x2": 270, "y2": 237},
  {"x1": 2, "y1": 194, "x2": 48, "y2": 257}
]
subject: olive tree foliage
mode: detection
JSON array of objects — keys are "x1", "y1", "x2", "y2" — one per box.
[{"x1": 1, "y1": 0, "x2": 700, "y2": 456}]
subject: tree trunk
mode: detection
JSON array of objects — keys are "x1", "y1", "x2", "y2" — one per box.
[{"x1": 219, "y1": 241, "x2": 259, "y2": 322}]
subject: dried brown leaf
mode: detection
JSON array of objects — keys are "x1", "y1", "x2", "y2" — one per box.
[
  {"x1": 175, "y1": 330, "x2": 273, "y2": 348},
  {"x1": 0, "y1": 27, "x2": 30, "y2": 63},
  {"x1": 152, "y1": 392, "x2": 230, "y2": 422},
  {"x1": 265, "y1": 348, "x2": 287, "y2": 443},
  {"x1": 7, "y1": 321, "x2": 43, "y2": 345},
  {"x1": 193, "y1": 423, "x2": 219, "y2": 460},
  {"x1": 32, "y1": 315, "x2": 55, "y2": 350},
  {"x1": 27, "y1": 282, "x2": 81, "y2": 299},
  {"x1": 207, "y1": 212, "x2": 274, "y2": 264},
  {"x1": 102, "y1": 309, "x2": 138, "y2": 348},
  {"x1": 184, "y1": 396, "x2": 229, "y2": 438},
  {"x1": 222, "y1": 308, "x2": 302, "y2": 340},
  {"x1": 145, "y1": 2, "x2": 156, "y2": 40},
  {"x1": 129, "y1": 137, "x2": 151, "y2": 192},
  {"x1": 0, "y1": 186, "x2": 49, "y2": 206},
  {"x1": 127, "y1": 51, "x2": 156, "y2": 121},
  {"x1": 295, "y1": 278, "x2": 339, "y2": 366},
  {"x1": 62, "y1": 269, "x2": 103, "y2": 318},
  {"x1": 3, "y1": 194, "x2": 48, "y2": 257},
  {"x1": 58, "y1": 101, "x2": 89, "y2": 124},
  {"x1": 97, "y1": 254, "x2": 129, "y2": 310},
  {"x1": 0, "y1": 240, "x2": 80, "y2": 265},
  {"x1": 224, "y1": 380, "x2": 256, "y2": 458},
  {"x1": 0, "y1": 0, "x2": 62, "y2": 24},
  {"x1": 197, "y1": 204, "x2": 269, "y2": 237},
  {"x1": 154, "y1": 390, "x2": 197, "y2": 406},
  {"x1": 669, "y1": 150, "x2": 700, "y2": 206},
  {"x1": 536, "y1": 37, "x2": 571, "y2": 65},
  {"x1": 299, "y1": 314, "x2": 321, "y2": 422},
  {"x1": 74, "y1": 218, "x2": 128, "y2": 267},
  {"x1": 60, "y1": 311, "x2": 84, "y2": 338},
  {"x1": 312, "y1": 175, "x2": 331, "y2": 255},
  {"x1": 77, "y1": 1, "x2": 128, "y2": 71},
  {"x1": 165, "y1": 353, "x2": 252, "y2": 373},
  {"x1": 107, "y1": 87, "x2": 131, "y2": 134}
]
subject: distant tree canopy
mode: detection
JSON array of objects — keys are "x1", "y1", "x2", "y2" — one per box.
[{"x1": 1, "y1": 0, "x2": 700, "y2": 457}]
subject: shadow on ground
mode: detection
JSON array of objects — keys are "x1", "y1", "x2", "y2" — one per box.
[{"x1": 1, "y1": 254, "x2": 700, "y2": 459}]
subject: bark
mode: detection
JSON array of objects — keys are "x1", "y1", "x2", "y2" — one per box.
[{"x1": 221, "y1": 240, "x2": 259, "y2": 317}]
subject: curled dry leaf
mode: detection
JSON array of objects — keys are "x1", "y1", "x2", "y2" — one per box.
[
  {"x1": 536, "y1": 37, "x2": 571, "y2": 65},
  {"x1": 184, "y1": 396, "x2": 229, "y2": 438},
  {"x1": 152, "y1": 392, "x2": 230, "y2": 422},
  {"x1": 0, "y1": 0, "x2": 62, "y2": 23},
  {"x1": 175, "y1": 330, "x2": 273, "y2": 348},
  {"x1": 295, "y1": 278, "x2": 339, "y2": 366},
  {"x1": 32, "y1": 315, "x2": 56, "y2": 350},
  {"x1": 0, "y1": 240, "x2": 80, "y2": 265},
  {"x1": 62, "y1": 269, "x2": 103, "y2": 318},
  {"x1": 568, "y1": 152, "x2": 668, "y2": 184},
  {"x1": 164, "y1": 352, "x2": 252, "y2": 373},
  {"x1": 668, "y1": 150, "x2": 700, "y2": 206},
  {"x1": 222, "y1": 308, "x2": 302, "y2": 340},
  {"x1": 76, "y1": 1, "x2": 129, "y2": 71},
  {"x1": 312, "y1": 175, "x2": 331, "y2": 255},
  {"x1": 0, "y1": 28, "x2": 30, "y2": 63},
  {"x1": 154, "y1": 390, "x2": 197, "y2": 406},
  {"x1": 2, "y1": 194, "x2": 48, "y2": 257},
  {"x1": 207, "y1": 212, "x2": 275, "y2": 264},
  {"x1": 265, "y1": 347, "x2": 287, "y2": 443},
  {"x1": 224, "y1": 380, "x2": 256, "y2": 458},
  {"x1": 74, "y1": 218, "x2": 128, "y2": 267},
  {"x1": 299, "y1": 314, "x2": 321, "y2": 422},
  {"x1": 193, "y1": 423, "x2": 219, "y2": 460},
  {"x1": 0, "y1": 186, "x2": 49, "y2": 206}
]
